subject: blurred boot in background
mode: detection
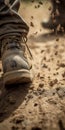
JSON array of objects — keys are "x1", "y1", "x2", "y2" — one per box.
[{"x1": 41, "y1": 0, "x2": 65, "y2": 31}]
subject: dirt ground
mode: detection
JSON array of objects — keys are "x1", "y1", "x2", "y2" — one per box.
[{"x1": 0, "y1": 1, "x2": 65, "y2": 130}]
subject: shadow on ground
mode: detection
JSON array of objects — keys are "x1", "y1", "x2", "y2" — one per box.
[
  {"x1": 0, "y1": 78, "x2": 30, "y2": 122},
  {"x1": 29, "y1": 32, "x2": 65, "y2": 43}
]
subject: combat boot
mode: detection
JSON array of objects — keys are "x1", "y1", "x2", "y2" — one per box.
[{"x1": 1, "y1": 36, "x2": 32, "y2": 85}]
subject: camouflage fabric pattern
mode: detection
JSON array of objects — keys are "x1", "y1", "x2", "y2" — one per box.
[{"x1": 0, "y1": 0, "x2": 29, "y2": 52}]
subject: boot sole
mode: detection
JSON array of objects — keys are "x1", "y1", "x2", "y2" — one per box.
[
  {"x1": 41, "y1": 22, "x2": 58, "y2": 29},
  {"x1": 3, "y1": 69, "x2": 32, "y2": 85}
]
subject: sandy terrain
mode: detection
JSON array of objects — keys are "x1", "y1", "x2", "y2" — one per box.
[{"x1": 0, "y1": 1, "x2": 65, "y2": 130}]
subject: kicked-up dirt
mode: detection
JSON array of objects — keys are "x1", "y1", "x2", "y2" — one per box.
[{"x1": 0, "y1": 1, "x2": 65, "y2": 130}]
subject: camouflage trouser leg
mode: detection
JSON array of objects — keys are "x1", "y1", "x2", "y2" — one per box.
[
  {"x1": 0, "y1": 0, "x2": 29, "y2": 56},
  {"x1": 51, "y1": 0, "x2": 65, "y2": 12},
  {"x1": 51, "y1": 0, "x2": 61, "y2": 13},
  {"x1": 58, "y1": 0, "x2": 65, "y2": 12},
  {"x1": 59, "y1": 0, "x2": 65, "y2": 6}
]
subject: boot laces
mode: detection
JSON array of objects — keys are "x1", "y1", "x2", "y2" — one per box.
[{"x1": 21, "y1": 35, "x2": 33, "y2": 60}]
